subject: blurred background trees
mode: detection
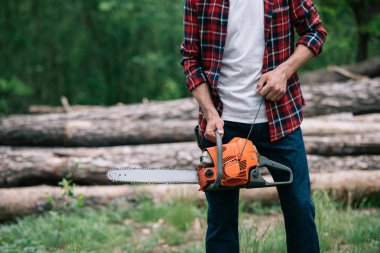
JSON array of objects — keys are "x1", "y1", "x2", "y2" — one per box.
[{"x1": 0, "y1": 0, "x2": 379, "y2": 114}]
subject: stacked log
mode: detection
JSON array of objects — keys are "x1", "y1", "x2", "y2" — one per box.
[
  {"x1": 299, "y1": 57, "x2": 380, "y2": 84},
  {"x1": 1, "y1": 142, "x2": 380, "y2": 187},
  {"x1": 0, "y1": 77, "x2": 380, "y2": 221},
  {"x1": 1, "y1": 78, "x2": 379, "y2": 146},
  {"x1": 1, "y1": 170, "x2": 380, "y2": 222}
]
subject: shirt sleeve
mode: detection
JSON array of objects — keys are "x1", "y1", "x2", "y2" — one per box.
[
  {"x1": 290, "y1": 0, "x2": 328, "y2": 56},
  {"x1": 180, "y1": 0, "x2": 208, "y2": 92}
]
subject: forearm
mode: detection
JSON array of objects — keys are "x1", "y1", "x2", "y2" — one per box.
[
  {"x1": 257, "y1": 44, "x2": 314, "y2": 101},
  {"x1": 277, "y1": 44, "x2": 314, "y2": 79},
  {"x1": 191, "y1": 82, "x2": 219, "y2": 120}
]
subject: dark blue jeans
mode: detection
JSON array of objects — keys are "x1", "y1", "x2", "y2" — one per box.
[{"x1": 201, "y1": 121, "x2": 319, "y2": 253}]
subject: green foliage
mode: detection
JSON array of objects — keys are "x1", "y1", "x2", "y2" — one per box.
[
  {"x1": 0, "y1": 205, "x2": 133, "y2": 253},
  {"x1": 303, "y1": 0, "x2": 358, "y2": 70},
  {"x1": 368, "y1": 14, "x2": 380, "y2": 37},
  {"x1": 44, "y1": 172, "x2": 85, "y2": 249},
  {"x1": 239, "y1": 191, "x2": 380, "y2": 253},
  {"x1": 0, "y1": 77, "x2": 32, "y2": 115},
  {"x1": 241, "y1": 201, "x2": 282, "y2": 215},
  {"x1": 0, "y1": 0, "x2": 379, "y2": 114},
  {"x1": 164, "y1": 202, "x2": 201, "y2": 231},
  {"x1": 130, "y1": 199, "x2": 201, "y2": 231},
  {"x1": 316, "y1": 0, "x2": 380, "y2": 62},
  {"x1": 157, "y1": 226, "x2": 185, "y2": 246},
  {"x1": 0, "y1": 0, "x2": 187, "y2": 114}
]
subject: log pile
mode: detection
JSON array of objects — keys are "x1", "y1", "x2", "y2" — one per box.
[
  {"x1": 1, "y1": 170, "x2": 379, "y2": 221},
  {"x1": 299, "y1": 57, "x2": 380, "y2": 84},
  {"x1": 1, "y1": 78, "x2": 379, "y2": 146},
  {"x1": 0, "y1": 75, "x2": 380, "y2": 222},
  {"x1": 1, "y1": 144, "x2": 380, "y2": 187}
]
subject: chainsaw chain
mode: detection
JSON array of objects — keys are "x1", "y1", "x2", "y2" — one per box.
[{"x1": 107, "y1": 167, "x2": 198, "y2": 184}]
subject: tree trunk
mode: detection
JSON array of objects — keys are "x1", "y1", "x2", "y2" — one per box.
[
  {"x1": 1, "y1": 170, "x2": 379, "y2": 222},
  {"x1": 1, "y1": 142, "x2": 380, "y2": 187},
  {"x1": 356, "y1": 32, "x2": 369, "y2": 62},
  {"x1": 1, "y1": 78, "x2": 379, "y2": 146},
  {"x1": 349, "y1": 1, "x2": 379, "y2": 63}
]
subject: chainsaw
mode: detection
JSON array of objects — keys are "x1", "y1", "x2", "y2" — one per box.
[{"x1": 107, "y1": 131, "x2": 293, "y2": 192}]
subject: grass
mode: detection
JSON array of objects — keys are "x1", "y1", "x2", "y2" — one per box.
[{"x1": 0, "y1": 191, "x2": 379, "y2": 253}]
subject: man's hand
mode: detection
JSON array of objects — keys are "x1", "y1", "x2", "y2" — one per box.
[
  {"x1": 191, "y1": 82, "x2": 224, "y2": 143},
  {"x1": 257, "y1": 44, "x2": 314, "y2": 101},
  {"x1": 204, "y1": 114, "x2": 224, "y2": 143},
  {"x1": 256, "y1": 67, "x2": 289, "y2": 102}
]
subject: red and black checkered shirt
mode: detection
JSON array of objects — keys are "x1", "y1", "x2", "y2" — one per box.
[{"x1": 180, "y1": 0, "x2": 327, "y2": 142}]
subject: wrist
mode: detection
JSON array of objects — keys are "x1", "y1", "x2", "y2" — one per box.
[
  {"x1": 204, "y1": 108, "x2": 219, "y2": 121},
  {"x1": 277, "y1": 62, "x2": 295, "y2": 80}
]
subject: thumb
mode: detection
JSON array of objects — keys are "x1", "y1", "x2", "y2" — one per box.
[
  {"x1": 216, "y1": 121, "x2": 224, "y2": 137},
  {"x1": 257, "y1": 74, "x2": 268, "y2": 91}
]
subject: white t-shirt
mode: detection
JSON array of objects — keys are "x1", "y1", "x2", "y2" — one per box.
[{"x1": 218, "y1": 0, "x2": 267, "y2": 124}]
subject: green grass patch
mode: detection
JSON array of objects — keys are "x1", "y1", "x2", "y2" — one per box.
[
  {"x1": 0, "y1": 206, "x2": 133, "y2": 253},
  {"x1": 129, "y1": 199, "x2": 202, "y2": 231},
  {"x1": 0, "y1": 191, "x2": 379, "y2": 252}
]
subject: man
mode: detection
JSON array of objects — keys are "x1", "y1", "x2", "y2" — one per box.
[{"x1": 180, "y1": 0, "x2": 327, "y2": 252}]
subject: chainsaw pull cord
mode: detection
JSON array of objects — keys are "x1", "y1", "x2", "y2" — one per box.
[{"x1": 240, "y1": 96, "x2": 265, "y2": 157}]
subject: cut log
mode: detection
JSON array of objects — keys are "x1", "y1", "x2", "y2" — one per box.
[
  {"x1": 1, "y1": 170, "x2": 379, "y2": 222},
  {"x1": 0, "y1": 143, "x2": 199, "y2": 187},
  {"x1": 0, "y1": 184, "x2": 144, "y2": 222},
  {"x1": 301, "y1": 117, "x2": 380, "y2": 136},
  {"x1": 1, "y1": 78, "x2": 379, "y2": 146},
  {"x1": 28, "y1": 105, "x2": 108, "y2": 114},
  {"x1": 299, "y1": 57, "x2": 380, "y2": 84},
  {"x1": 0, "y1": 99, "x2": 198, "y2": 146},
  {"x1": 304, "y1": 133, "x2": 380, "y2": 156},
  {"x1": 1, "y1": 142, "x2": 380, "y2": 187},
  {"x1": 302, "y1": 78, "x2": 380, "y2": 116},
  {"x1": 314, "y1": 113, "x2": 380, "y2": 122}
]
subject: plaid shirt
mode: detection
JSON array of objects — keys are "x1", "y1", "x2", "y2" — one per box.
[{"x1": 180, "y1": 0, "x2": 327, "y2": 142}]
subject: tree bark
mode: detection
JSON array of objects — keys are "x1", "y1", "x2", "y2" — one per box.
[
  {"x1": 301, "y1": 115, "x2": 380, "y2": 136},
  {"x1": 1, "y1": 78, "x2": 379, "y2": 146},
  {"x1": 299, "y1": 57, "x2": 380, "y2": 84},
  {"x1": 1, "y1": 170, "x2": 379, "y2": 222},
  {"x1": 304, "y1": 133, "x2": 380, "y2": 156},
  {"x1": 302, "y1": 78, "x2": 380, "y2": 116},
  {"x1": 0, "y1": 99, "x2": 198, "y2": 146},
  {"x1": 1, "y1": 142, "x2": 380, "y2": 187},
  {"x1": 28, "y1": 105, "x2": 107, "y2": 114}
]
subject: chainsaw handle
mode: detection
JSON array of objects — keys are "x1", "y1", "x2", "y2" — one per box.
[
  {"x1": 258, "y1": 155, "x2": 293, "y2": 185},
  {"x1": 206, "y1": 130, "x2": 223, "y2": 190}
]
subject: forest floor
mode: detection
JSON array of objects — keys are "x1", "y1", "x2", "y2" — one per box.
[{"x1": 0, "y1": 191, "x2": 379, "y2": 253}]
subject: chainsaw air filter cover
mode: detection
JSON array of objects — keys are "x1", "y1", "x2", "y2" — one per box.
[{"x1": 197, "y1": 137, "x2": 258, "y2": 191}]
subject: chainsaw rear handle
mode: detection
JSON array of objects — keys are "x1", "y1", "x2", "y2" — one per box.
[
  {"x1": 206, "y1": 130, "x2": 223, "y2": 191},
  {"x1": 257, "y1": 155, "x2": 293, "y2": 186}
]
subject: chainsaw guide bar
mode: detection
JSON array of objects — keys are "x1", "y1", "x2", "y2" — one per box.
[{"x1": 107, "y1": 167, "x2": 198, "y2": 184}]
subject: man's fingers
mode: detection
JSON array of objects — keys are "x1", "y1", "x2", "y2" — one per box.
[
  {"x1": 259, "y1": 82, "x2": 272, "y2": 97},
  {"x1": 204, "y1": 118, "x2": 224, "y2": 143},
  {"x1": 204, "y1": 130, "x2": 216, "y2": 143},
  {"x1": 265, "y1": 90, "x2": 277, "y2": 101},
  {"x1": 257, "y1": 74, "x2": 268, "y2": 91},
  {"x1": 273, "y1": 92, "x2": 284, "y2": 101},
  {"x1": 215, "y1": 121, "x2": 224, "y2": 137}
]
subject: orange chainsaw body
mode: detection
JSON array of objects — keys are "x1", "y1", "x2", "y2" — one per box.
[{"x1": 197, "y1": 137, "x2": 258, "y2": 191}]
